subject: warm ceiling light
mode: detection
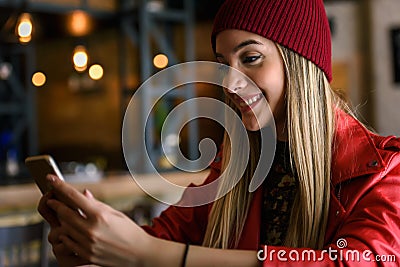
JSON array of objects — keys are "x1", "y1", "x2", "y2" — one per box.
[
  {"x1": 67, "y1": 10, "x2": 92, "y2": 37},
  {"x1": 153, "y1": 54, "x2": 168, "y2": 69},
  {"x1": 73, "y1": 45, "x2": 89, "y2": 72},
  {"x1": 17, "y1": 13, "x2": 33, "y2": 43},
  {"x1": 89, "y1": 64, "x2": 104, "y2": 80},
  {"x1": 19, "y1": 36, "x2": 32, "y2": 43},
  {"x1": 32, "y1": 72, "x2": 46, "y2": 87}
]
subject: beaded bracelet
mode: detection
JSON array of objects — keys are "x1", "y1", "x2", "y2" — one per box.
[{"x1": 181, "y1": 243, "x2": 190, "y2": 267}]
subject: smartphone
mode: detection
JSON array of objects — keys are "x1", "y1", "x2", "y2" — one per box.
[{"x1": 25, "y1": 155, "x2": 64, "y2": 194}]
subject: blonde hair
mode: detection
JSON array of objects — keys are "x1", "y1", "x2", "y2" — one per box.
[{"x1": 203, "y1": 44, "x2": 341, "y2": 249}]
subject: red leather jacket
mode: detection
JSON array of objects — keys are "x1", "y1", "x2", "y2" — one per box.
[{"x1": 143, "y1": 111, "x2": 400, "y2": 266}]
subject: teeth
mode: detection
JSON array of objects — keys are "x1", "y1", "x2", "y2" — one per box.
[{"x1": 243, "y1": 94, "x2": 261, "y2": 105}]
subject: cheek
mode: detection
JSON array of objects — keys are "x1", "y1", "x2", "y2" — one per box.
[
  {"x1": 252, "y1": 69, "x2": 285, "y2": 101},
  {"x1": 252, "y1": 74, "x2": 286, "y2": 124}
]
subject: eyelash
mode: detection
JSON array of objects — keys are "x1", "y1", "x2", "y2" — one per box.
[
  {"x1": 242, "y1": 55, "x2": 262, "y2": 64},
  {"x1": 216, "y1": 54, "x2": 262, "y2": 68}
]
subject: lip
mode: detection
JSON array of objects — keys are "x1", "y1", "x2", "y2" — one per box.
[{"x1": 228, "y1": 92, "x2": 264, "y2": 113}]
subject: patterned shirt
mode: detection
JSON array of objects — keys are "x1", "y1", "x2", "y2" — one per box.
[{"x1": 260, "y1": 141, "x2": 298, "y2": 246}]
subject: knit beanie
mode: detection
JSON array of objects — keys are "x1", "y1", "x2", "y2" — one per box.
[{"x1": 211, "y1": 0, "x2": 332, "y2": 82}]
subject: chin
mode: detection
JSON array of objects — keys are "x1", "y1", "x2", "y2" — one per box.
[
  {"x1": 246, "y1": 126, "x2": 261, "y2": 132},
  {"x1": 243, "y1": 119, "x2": 263, "y2": 132},
  {"x1": 242, "y1": 113, "x2": 273, "y2": 132}
]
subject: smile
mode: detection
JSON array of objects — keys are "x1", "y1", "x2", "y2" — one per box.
[
  {"x1": 239, "y1": 93, "x2": 262, "y2": 107},
  {"x1": 233, "y1": 93, "x2": 263, "y2": 109}
]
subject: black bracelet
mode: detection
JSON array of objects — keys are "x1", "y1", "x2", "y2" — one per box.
[{"x1": 181, "y1": 243, "x2": 190, "y2": 267}]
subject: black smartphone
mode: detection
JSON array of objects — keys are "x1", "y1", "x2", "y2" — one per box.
[{"x1": 25, "y1": 155, "x2": 64, "y2": 194}]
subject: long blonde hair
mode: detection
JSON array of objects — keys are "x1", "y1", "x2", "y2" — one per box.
[{"x1": 203, "y1": 44, "x2": 340, "y2": 249}]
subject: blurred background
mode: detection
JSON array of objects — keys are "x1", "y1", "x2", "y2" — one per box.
[
  {"x1": 0, "y1": 1, "x2": 399, "y2": 266},
  {"x1": 0, "y1": 0, "x2": 399, "y2": 184}
]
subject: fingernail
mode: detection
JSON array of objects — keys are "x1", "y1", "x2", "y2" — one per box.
[
  {"x1": 46, "y1": 174, "x2": 56, "y2": 182},
  {"x1": 84, "y1": 188, "x2": 94, "y2": 198}
]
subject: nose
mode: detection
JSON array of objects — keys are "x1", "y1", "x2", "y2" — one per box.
[{"x1": 222, "y1": 67, "x2": 247, "y2": 93}]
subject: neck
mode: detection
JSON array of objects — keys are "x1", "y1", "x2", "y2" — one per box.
[{"x1": 276, "y1": 120, "x2": 288, "y2": 142}]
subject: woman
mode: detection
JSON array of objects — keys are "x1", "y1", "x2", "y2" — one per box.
[{"x1": 38, "y1": 0, "x2": 400, "y2": 266}]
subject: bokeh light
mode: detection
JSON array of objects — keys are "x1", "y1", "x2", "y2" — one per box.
[
  {"x1": 153, "y1": 54, "x2": 169, "y2": 69},
  {"x1": 67, "y1": 10, "x2": 92, "y2": 36},
  {"x1": 32, "y1": 72, "x2": 46, "y2": 87},
  {"x1": 0, "y1": 63, "x2": 12, "y2": 80},
  {"x1": 17, "y1": 13, "x2": 33, "y2": 43},
  {"x1": 73, "y1": 45, "x2": 88, "y2": 71},
  {"x1": 89, "y1": 64, "x2": 104, "y2": 80}
]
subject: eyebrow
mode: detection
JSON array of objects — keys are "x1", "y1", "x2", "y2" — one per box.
[
  {"x1": 234, "y1": 39, "x2": 263, "y2": 52},
  {"x1": 215, "y1": 39, "x2": 263, "y2": 58}
]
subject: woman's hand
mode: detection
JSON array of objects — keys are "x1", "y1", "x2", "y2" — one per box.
[
  {"x1": 38, "y1": 175, "x2": 261, "y2": 267},
  {"x1": 40, "y1": 174, "x2": 151, "y2": 267},
  {"x1": 38, "y1": 190, "x2": 90, "y2": 267}
]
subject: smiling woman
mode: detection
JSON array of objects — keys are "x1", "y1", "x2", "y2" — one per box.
[
  {"x1": 36, "y1": 0, "x2": 400, "y2": 266},
  {"x1": 215, "y1": 30, "x2": 286, "y2": 134}
]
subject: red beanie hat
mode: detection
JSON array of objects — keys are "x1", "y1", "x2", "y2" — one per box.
[{"x1": 211, "y1": 0, "x2": 332, "y2": 82}]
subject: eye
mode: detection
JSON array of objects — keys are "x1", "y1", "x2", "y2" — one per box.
[{"x1": 242, "y1": 55, "x2": 262, "y2": 64}]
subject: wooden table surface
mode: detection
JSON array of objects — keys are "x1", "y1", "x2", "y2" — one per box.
[{"x1": 0, "y1": 170, "x2": 209, "y2": 226}]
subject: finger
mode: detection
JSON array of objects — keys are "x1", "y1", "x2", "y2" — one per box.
[
  {"x1": 37, "y1": 191, "x2": 60, "y2": 227},
  {"x1": 46, "y1": 199, "x2": 97, "y2": 248},
  {"x1": 46, "y1": 174, "x2": 97, "y2": 218},
  {"x1": 52, "y1": 242, "x2": 70, "y2": 256},
  {"x1": 83, "y1": 188, "x2": 94, "y2": 199},
  {"x1": 52, "y1": 242, "x2": 90, "y2": 266},
  {"x1": 59, "y1": 234, "x2": 93, "y2": 263},
  {"x1": 59, "y1": 220, "x2": 91, "y2": 248},
  {"x1": 46, "y1": 198, "x2": 87, "y2": 231},
  {"x1": 48, "y1": 226, "x2": 67, "y2": 245}
]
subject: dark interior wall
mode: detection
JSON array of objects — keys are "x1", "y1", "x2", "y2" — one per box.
[
  {"x1": 35, "y1": 21, "x2": 224, "y2": 171},
  {"x1": 36, "y1": 29, "x2": 129, "y2": 169}
]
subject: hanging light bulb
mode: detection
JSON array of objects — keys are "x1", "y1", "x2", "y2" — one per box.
[
  {"x1": 73, "y1": 45, "x2": 89, "y2": 72},
  {"x1": 16, "y1": 13, "x2": 33, "y2": 43}
]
